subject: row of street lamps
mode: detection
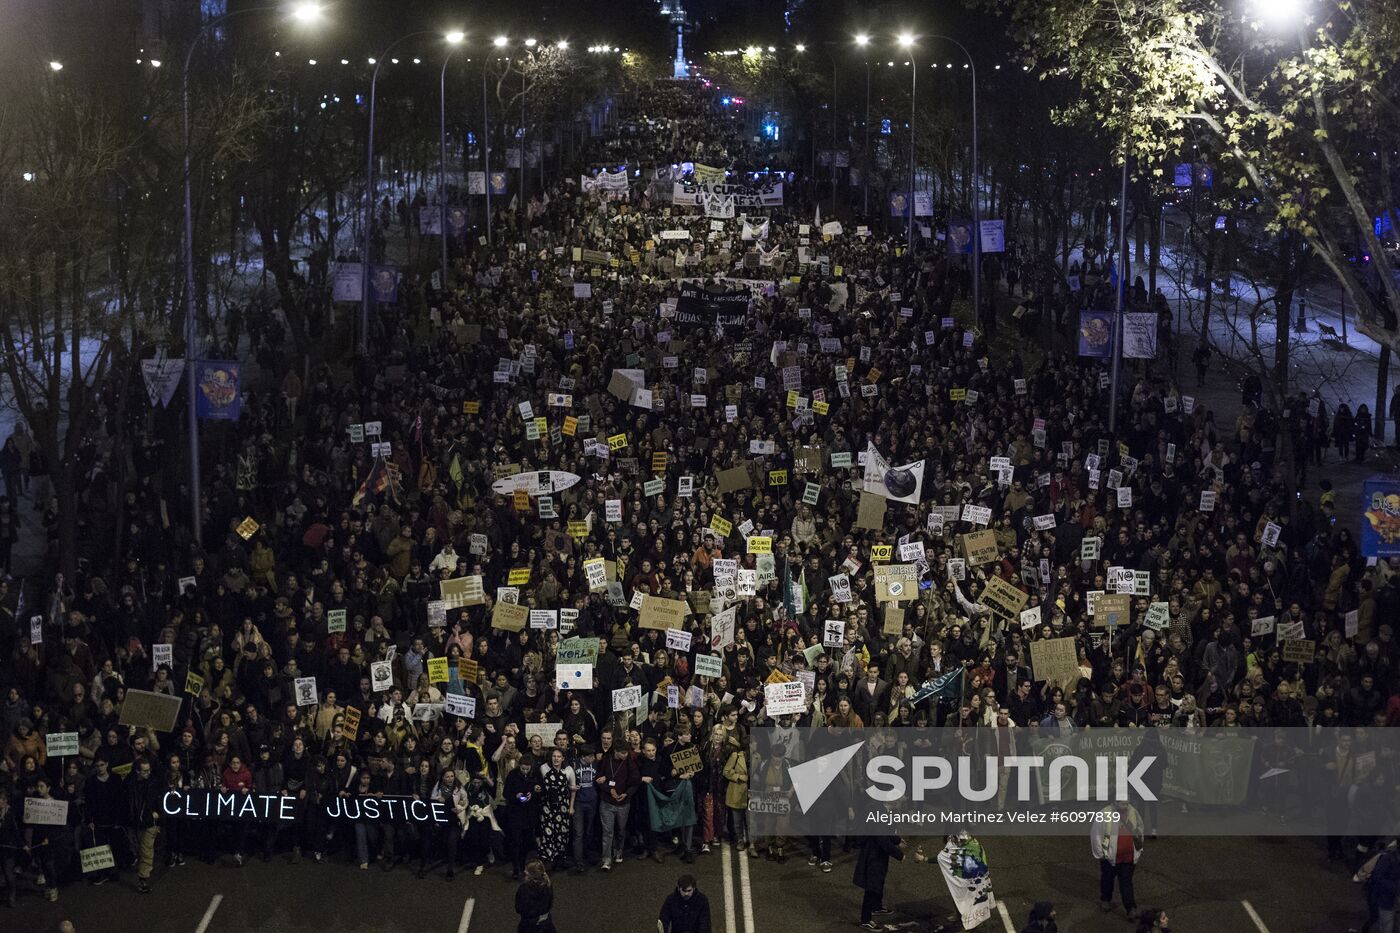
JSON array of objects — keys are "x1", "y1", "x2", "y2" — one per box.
[{"x1": 164, "y1": 3, "x2": 609, "y2": 544}]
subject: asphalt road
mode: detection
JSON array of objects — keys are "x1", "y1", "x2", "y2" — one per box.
[{"x1": 7, "y1": 833, "x2": 1365, "y2": 933}]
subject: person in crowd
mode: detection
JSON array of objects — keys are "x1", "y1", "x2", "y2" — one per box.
[
  {"x1": 658, "y1": 873, "x2": 711, "y2": 933},
  {"x1": 514, "y1": 858, "x2": 556, "y2": 933}
]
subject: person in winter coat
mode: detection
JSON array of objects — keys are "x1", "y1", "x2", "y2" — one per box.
[
  {"x1": 514, "y1": 858, "x2": 557, "y2": 933},
  {"x1": 852, "y1": 828, "x2": 906, "y2": 929},
  {"x1": 0, "y1": 791, "x2": 24, "y2": 907},
  {"x1": 1354, "y1": 405, "x2": 1373, "y2": 462},
  {"x1": 1358, "y1": 839, "x2": 1399, "y2": 933},
  {"x1": 126, "y1": 757, "x2": 163, "y2": 893},
  {"x1": 1333, "y1": 404, "x2": 1354, "y2": 459},
  {"x1": 659, "y1": 873, "x2": 712, "y2": 933},
  {"x1": 1091, "y1": 801, "x2": 1145, "y2": 919},
  {"x1": 1021, "y1": 901, "x2": 1058, "y2": 933}
]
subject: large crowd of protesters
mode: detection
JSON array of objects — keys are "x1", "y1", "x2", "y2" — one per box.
[{"x1": 1, "y1": 74, "x2": 1398, "y2": 933}]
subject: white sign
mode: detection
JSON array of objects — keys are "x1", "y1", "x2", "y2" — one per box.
[
  {"x1": 666, "y1": 629, "x2": 693, "y2": 652},
  {"x1": 294, "y1": 677, "x2": 319, "y2": 707},
  {"x1": 152, "y1": 643, "x2": 173, "y2": 671},
  {"x1": 46, "y1": 732, "x2": 79, "y2": 757},
  {"x1": 764, "y1": 681, "x2": 807, "y2": 717},
  {"x1": 444, "y1": 694, "x2": 477, "y2": 718},
  {"x1": 823, "y1": 619, "x2": 845, "y2": 648},
  {"x1": 694, "y1": 654, "x2": 723, "y2": 678},
  {"x1": 961, "y1": 504, "x2": 993, "y2": 526},
  {"x1": 371, "y1": 660, "x2": 394, "y2": 692},
  {"x1": 24, "y1": 797, "x2": 69, "y2": 826},
  {"x1": 1019, "y1": 606, "x2": 1042, "y2": 630},
  {"x1": 558, "y1": 663, "x2": 593, "y2": 691},
  {"x1": 612, "y1": 684, "x2": 643, "y2": 712}
]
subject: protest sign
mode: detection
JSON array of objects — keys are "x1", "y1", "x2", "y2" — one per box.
[
  {"x1": 118, "y1": 690, "x2": 183, "y2": 733},
  {"x1": 639, "y1": 595, "x2": 689, "y2": 630},
  {"x1": 1030, "y1": 637, "x2": 1080, "y2": 687}
]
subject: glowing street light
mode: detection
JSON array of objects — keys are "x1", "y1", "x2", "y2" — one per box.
[
  {"x1": 1247, "y1": 0, "x2": 1306, "y2": 27},
  {"x1": 897, "y1": 33, "x2": 915, "y2": 48},
  {"x1": 556, "y1": 40, "x2": 568, "y2": 50},
  {"x1": 445, "y1": 30, "x2": 464, "y2": 44},
  {"x1": 290, "y1": 2, "x2": 321, "y2": 23},
  {"x1": 150, "y1": 59, "x2": 163, "y2": 68},
  {"x1": 494, "y1": 36, "x2": 508, "y2": 48},
  {"x1": 854, "y1": 34, "x2": 870, "y2": 46},
  {"x1": 524, "y1": 37, "x2": 538, "y2": 48},
  {"x1": 48, "y1": 60, "x2": 63, "y2": 71},
  {"x1": 795, "y1": 43, "x2": 806, "y2": 52}
]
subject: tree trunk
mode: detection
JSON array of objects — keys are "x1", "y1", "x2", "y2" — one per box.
[{"x1": 1376, "y1": 346, "x2": 1391, "y2": 445}]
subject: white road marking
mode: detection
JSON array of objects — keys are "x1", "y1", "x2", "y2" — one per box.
[
  {"x1": 457, "y1": 897, "x2": 476, "y2": 933},
  {"x1": 720, "y1": 843, "x2": 737, "y2": 933},
  {"x1": 736, "y1": 841, "x2": 755, "y2": 933},
  {"x1": 996, "y1": 901, "x2": 1016, "y2": 932},
  {"x1": 1242, "y1": 900, "x2": 1271, "y2": 932},
  {"x1": 194, "y1": 894, "x2": 223, "y2": 933}
]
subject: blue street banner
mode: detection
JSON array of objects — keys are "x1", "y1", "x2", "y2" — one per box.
[
  {"x1": 489, "y1": 172, "x2": 508, "y2": 196},
  {"x1": 445, "y1": 205, "x2": 469, "y2": 237},
  {"x1": 1361, "y1": 476, "x2": 1400, "y2": 558},
  {"x1": 1077, "y1": 311, "x2": 1114, "y2": 359},
  {"x1": 369, "y1": 265, "x2": 399, "y2": 304},
  {"x1": 946, "y1": 221, "x2": 975, "y2": 255},
  {"x1": 195, "y1": 361, "x2": 242, "y2": 420}
]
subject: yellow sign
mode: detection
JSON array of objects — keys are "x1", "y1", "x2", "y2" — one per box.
[
  {"x1": 463, "y1": 401, "x2": 481, "y2": 415},
  {"x1": 342, "y1": 707, "x2": 362, "y2": 741},
  {"x1": 513, "y1": 489, "x2": 531, "y2": 511},
  {"x1": 533, "y1": 416, "x2": 547, "y2": 435},
  {"x1": 813, "y1": 400, "x2": 830, "y2": 416},
  {"x1": 871, "y1": 544, "x2": 894, "y2": 562},
  {"x1": 427, "y1": 657, "x2": 449, "y2": 683},
  {"x1": 769, "y1": 470, "x2": 788, "y2": 486},
  {"x1": 748, "y1": 536, "x2": 772, "y2": 554},
  {"x1": 184, "y1": 671, "x2": 204, "y2": 696},
  {"x1": 608, "y1": 433, "x2": 629, "y2": 450},
  {"x1": 236, "y1": 517, "x2": 260, "y2": 540},
  {"x1": 765, "y1": 668, "x2": 793, "y2": 685},
  {"x1": 950, "y1": 388, "x2": 967, "y2": 401},
  {"x1": 652, "y1": 452, "x2": 669, "y2": 473},
  {"x1": 459, "y1": 659, "x2": 482, "y2": 684},
  {"x1": 710, "y1": 515, "x2": 733, "y2": 538},
  {"x1": 866, "y1": 367, "x2": 882, "y2": 384},
  {"x1": 786, "y1": 390, "x2": 799, "y2": 408},
  {"x1": 563, "y1": 416, "x2": 578, "y2": 436},
  {"x1": 508, "y1": 567, "x2": 531, "y2": 585},
  {"x1": 567, "y1": 521, "x2": 589, "y2": 539}
]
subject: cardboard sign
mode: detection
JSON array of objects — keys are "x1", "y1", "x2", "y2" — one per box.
[
  {"x1": 118, "y1": 689, "x2": 183, "y2": 733},
  {"x1": 371, "y1": 660, "x2": 394, "y2": 692},
  {"x1": 491, "y1": 601, "x2": 529, "y2": 631},
  {"x1": 1030, "y1": 636, "x2": 1080, "y2": 687},
  {"x1": 584, "y1": 558, "x2": 608, "y2": 592},
  {"x1": 1282, "y1": 639, "x2": 1316, "y2": 663},
  {"x1": 856, "y1": 492, "x2": 887, "y2": 530},
  {"x1": 669, "y1": 744, "x2": 703, "y2": 775},
  {"x1": 980, "y1": 575, "x2": 1030, "y2": 619},
  {"x1": 1094, "y1": 592, "x2": 1132, "y2": 628},
  {"x1": 638, "y1": 595, "x2": 690, "y2": 630},
  {"x1": 440, "y1": 575, "x2": 485, "y2": 609},
  {"x1": 882, "y1": 604, "x2": 905, "y2": 636},
  {"x1": 874, "y1": 564, "x2": 918, "y2": 603},
  {"x1": 962, "y1": 530, "x2": 999, "y2": 566}
]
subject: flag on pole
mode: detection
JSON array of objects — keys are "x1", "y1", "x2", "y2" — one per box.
[{"x1": 911, "y1": 668, "x2": 963, "y2": 705}]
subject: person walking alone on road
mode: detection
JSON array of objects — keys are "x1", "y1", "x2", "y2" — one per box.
[
  {"x1": 853, "y1": 829, "x2": 906, "y2": 929},
  {"x1": 514, "y1": 858, "x2": 556, "y2": 933},
  {"x1": 1092, "y1": 800, "x2": 1144, "y2": 920},
  {"x1": 658, "y1": 873, "x2": 712, "y2": 933}
]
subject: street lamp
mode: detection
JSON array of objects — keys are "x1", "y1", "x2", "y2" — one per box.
[
  {"x1": 361, "y1": 29, "x2": 438, "y2": 354},
  {"x1": 440, "y1": 31, "x2": 466, "y2": 296},
  {"x1": 854, "y1": 36, "x2": 872, "y2": 216},
  {"x1": 48, "y1": 60, "x2": 63, "y2": 71},
  {"x1": 925, "y1": 34, "x2": 981, "y2": 329},
  {"x1": 182, "y1": 2, "x2": 322, "y2": 545},
  {"x1": 898, "y1": 34, "x2": 916, "y2": 251}
]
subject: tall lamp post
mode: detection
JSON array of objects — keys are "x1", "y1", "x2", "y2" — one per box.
[
  {"x1": 484, "y1": 35, "x2": 508, "y2": 245},
  {"x1": 926, "y1": 34, "x2": 980, "y2": 326},
  {"x1": 521, "y1": 38, "x2": 537, "y2": 205},
  {"x1": 182, "y1": 2, "x2": 322, "y2": 545},
  {"x1": 361, "y1": 30, "x2": 438, "y2": 354},
  {"x1": 439, "y1": 31, "x2": 465, "y2": 294},
  {"x1": 898, "y1": 34, "x2": 916, "y2": 251},
  {"x1": 854, "y1": 34, "x2": 871, "y2": 217}
]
